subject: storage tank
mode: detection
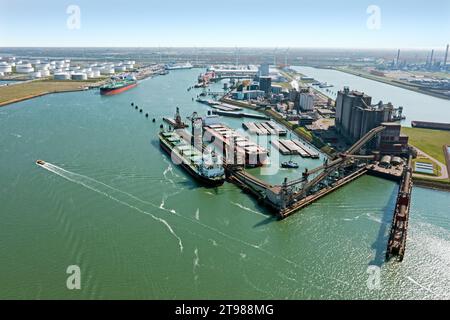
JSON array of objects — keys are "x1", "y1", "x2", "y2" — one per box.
[
  {"x1": 71, "y1": 73, "x2": 87, "y2": 81},
  {"x1": 391, "y1": 156, "x2": 402, "y2": 166},
  {"x1": 124, "y1": 63, "x2": 134, "y2": 70},
  {"x1": 16, "y1": 64, "x2": 34, "y2": 73},
  {"x1": 30, "y1": 71, "x2": 42, "y2": 79},
  {"x1": 54, "y1": 72, "x2": 71, "y2": 80},
  {"x1": 91, "y1": 70, "x2": 101, "y2": 77}
]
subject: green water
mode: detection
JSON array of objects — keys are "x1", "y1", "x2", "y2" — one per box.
[{"x1": 0, "y1": 69, "x2": 449, "y2": 299}]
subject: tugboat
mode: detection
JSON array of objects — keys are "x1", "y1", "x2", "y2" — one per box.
[
  {"x1": 100, "y1": 75, "x2": 137, "y2": 95},
  {"x1": 281, "y1": 160, "x2": 299, "y2": 169}
]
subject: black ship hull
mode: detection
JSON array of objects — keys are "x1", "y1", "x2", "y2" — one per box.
[{"x1": 159, "y1": 139, "x2": 224, "y2": 187}]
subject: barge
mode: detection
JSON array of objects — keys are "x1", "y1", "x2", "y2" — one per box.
[{"x1": 100, "y1": 75, "x2": 137, "y2": 95}]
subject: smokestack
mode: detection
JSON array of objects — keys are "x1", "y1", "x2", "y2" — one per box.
[
  {"x1": 444, "y1": 44, "x2": 449, "y2": 70},
  {"x1": 396, "y1": 49, "x2": 401, "y2": 66},
  {"x1": 430, "y1": 49, "x2": 435, "y2": 66}
]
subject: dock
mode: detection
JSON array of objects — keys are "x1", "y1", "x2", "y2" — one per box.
[
  {"x1": 270, "y1": 139, "x2": 290, "y2": 154},
  {"x1": 163, "y1": 117, "x2": 188, "y2": 128},
  {"x1": 242, "y1": 121, "x2": 288, "y2": 136},
  {"x1": 386, "y1": 155, "x2": 413, "y2": 262}
]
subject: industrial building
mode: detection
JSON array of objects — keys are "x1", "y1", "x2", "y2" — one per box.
[
  {"x1": 299, "y1": 92, "x2": 315, "y2": 111},
  {"x1": 258, "y1": 63, "x2": 269, "y2": 77},
  {"x1": 259, "y1": 76, "x2": 272, "y2": 96}
]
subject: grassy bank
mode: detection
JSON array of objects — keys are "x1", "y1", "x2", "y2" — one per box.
[
  {"x1": 401, "y1": 127, "x2": 450, "y2": 164},
  {"x1": 413, "y1": 176, "x2": 450, "y2": 191},
  {"x1": 0, "y1": 80, "x2": 102, "y2": 107}
]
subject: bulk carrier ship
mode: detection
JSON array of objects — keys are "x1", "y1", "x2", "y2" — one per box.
[
  {"x1": 159, "y1": 130, "x2": 225, "y2": 187},
  {"x1": 100, "y1": 75, "x2": 137, "y2": 95}
]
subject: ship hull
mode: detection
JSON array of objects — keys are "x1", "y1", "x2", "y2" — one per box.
[
  {"x1": 100, "y1": 83, "x2": 137, "y2": 95},
  {"x1": 159, "y1": 139, "x2": 224, "y2": 187}
]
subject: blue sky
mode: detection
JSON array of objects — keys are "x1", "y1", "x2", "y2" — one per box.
[{"x1": 0, "y1": 0, "x2": 449, "y2": 48}]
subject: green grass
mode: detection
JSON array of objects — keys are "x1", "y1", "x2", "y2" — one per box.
[{"x1": 402, "y1": 127, "x2": 450, "y2": 164}]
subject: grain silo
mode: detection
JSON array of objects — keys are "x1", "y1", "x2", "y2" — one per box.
[
  {"x1": 16, "y1": 63, "x2": 34, "y2": 73},
  {"x1": 30, "y1": 71, "x2": 42, "y2": 79},
  {"x1": 115, "y1": 65, "x2": 127, "y2": 72},
  {"x1": 40, "y1": 69, "x2": 50, "y2": 77}
]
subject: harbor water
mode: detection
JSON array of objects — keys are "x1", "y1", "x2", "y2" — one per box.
[
  {"x1": 0, "y1": 69, "x2": 449, "y2": 299},
  {"x1": 292, "y1": 66, "x2": 450, "y2": 126}
]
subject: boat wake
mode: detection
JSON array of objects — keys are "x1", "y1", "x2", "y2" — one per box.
[
  {"x1": 231, "y1": 201, "x2": 266, "y2": 217},
  {"x1": 37, "y1": 161, "x2": 184, "y2": 253}
]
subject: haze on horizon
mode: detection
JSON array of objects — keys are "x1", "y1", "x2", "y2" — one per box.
[{"x1": 0, "y1": 0, "x2": 449, "y2": 49}]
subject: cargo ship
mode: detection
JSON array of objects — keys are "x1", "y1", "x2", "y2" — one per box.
[
  {"x1": 159, "y1": 130, "x2": 225, "y2": 187},
  {"x1": 100, "y1": 75, "x2": 137, "y2": 95}
]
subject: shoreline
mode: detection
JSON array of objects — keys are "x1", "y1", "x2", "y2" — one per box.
[
  {"x1": 220, "y1": 97, "x2": 335, "y2": 157},
  {"x1": 333, "y1": 67, "x2": 450, "y2": 101}
]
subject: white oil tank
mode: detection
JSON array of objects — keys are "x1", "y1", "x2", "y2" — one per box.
[
  {"x1": 30, "y1": 71, "x2": 42, "y2": 79},
  {"x1": 0, "y1": 62, "x2": 12, "y2": 73},
  {"x1": 40, "y1": 69, "x2": 50, "y2": 77},
  {"x1": 16, "y1": 64, "x2": 34, "y2": 73}
]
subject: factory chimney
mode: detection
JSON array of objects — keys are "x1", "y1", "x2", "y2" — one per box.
[
  {"x1": 396, "y1": 49, "x2": 401, "y2": 67},
  {"x1": 444, "y1": 44, "x2": 449, "y2": 70},
  {"x1": 429, "y1": 49, "x2": 435, "y2": 68}
]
